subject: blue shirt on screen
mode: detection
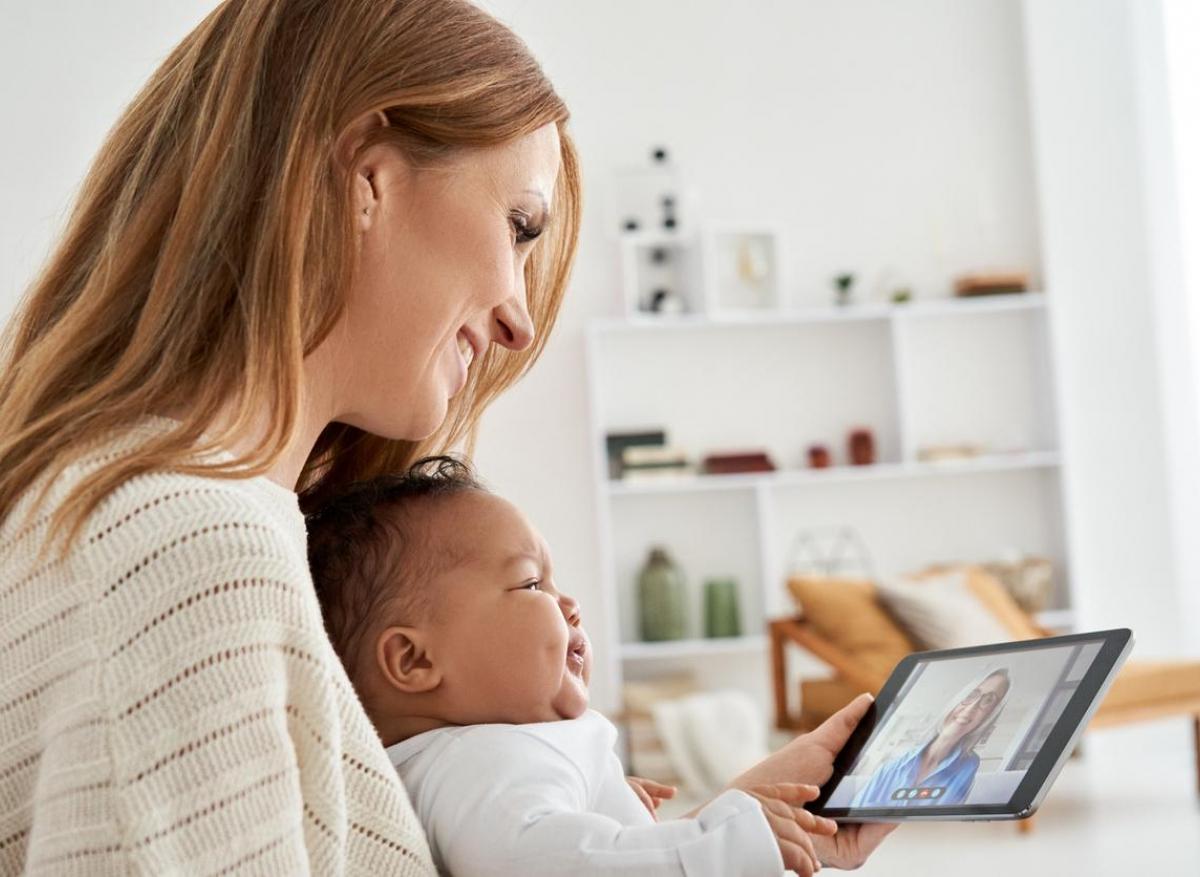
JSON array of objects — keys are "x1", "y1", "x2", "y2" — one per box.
[{"x1": 849, "y1": 740, "x2": 980, "y2": 807}]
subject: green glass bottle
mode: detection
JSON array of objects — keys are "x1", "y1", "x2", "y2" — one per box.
[
  {"x1": 637, "y1": 546, "x2": 687, "y2": 641},
  {"x1": 703, "y1": 578, "x2": 742, "y2": 638}
]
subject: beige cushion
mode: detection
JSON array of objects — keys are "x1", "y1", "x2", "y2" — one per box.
[
  {"x1": 877, "y1": 567, "x2": 1016, "y2": 649},
  {"x1": 961, "y1": 566, "x2": 1045, "y2": 639},
  {"x1": 786, "y1": 576, "x2": 916, "y2": 678}
]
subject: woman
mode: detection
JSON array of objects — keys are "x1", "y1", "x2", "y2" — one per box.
[
  {"x1": 0, "y1": 1, "x2": 892, "y2": 872},
  {"x1": 851, "y1": 668, "x2": 1012, "y2": 808}
]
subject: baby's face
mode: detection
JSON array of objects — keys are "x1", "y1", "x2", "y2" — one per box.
[{"x1": 424, "y1": 491, "x2": 592, "y2": 724}]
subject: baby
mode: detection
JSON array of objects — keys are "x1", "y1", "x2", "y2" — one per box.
[{"x1": 306, "y1": 456, "x2": 836, "y2": 876}]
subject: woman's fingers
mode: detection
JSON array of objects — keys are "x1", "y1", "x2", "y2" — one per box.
[
  {"x1": 747, "y1": 782, "x2": 820, "y2": 801},
  {"x1": 811, "y1": 820, "x2": 899, "y2": 870},
  {"x1": 807, "y1": 693, "x2": 874, "y2": 757}
]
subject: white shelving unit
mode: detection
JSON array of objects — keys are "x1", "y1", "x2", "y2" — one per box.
[
  {"x1": 586, "y1": 249, "x2": 1073, "y2": 711},
  {"x1": 605, "y1": 450, "x2": 1062, "y2": 497}
]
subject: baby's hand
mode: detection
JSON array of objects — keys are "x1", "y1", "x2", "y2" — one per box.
[
  {"x1": 744, "y1": 783, "x2": 837, "y2": 876},
  {"x1": 625, "y1": 776, "x2": 677, "y2": 821}
]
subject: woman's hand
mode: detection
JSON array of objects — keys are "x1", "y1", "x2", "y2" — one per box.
[
  {"x1": 625, "y1": 776, "x2": 676, "y2": 821},
  {"x1": 809, "y1": 821, "x2": 897, "y2": 871},
  {"x1": 744, "y1": 783, "x2": 837, "y2": 876},
  {"x1": 730, "y1": 693, "x2": 898, "y2": 870}
]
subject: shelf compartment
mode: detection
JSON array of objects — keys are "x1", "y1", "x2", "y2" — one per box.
[
  {"x1": 898, "y1": 306, "x2": 1056, "y2": 457},
  {"x1": 609, "y1": 490, "x2": 764, "y2": 646},
  {"x1": 589, "y1": 292, "x2": 1045, "y2": 334},
  {"x1": 620, "y1": 635, "x2": 769, "y2": 662},
  {"x1": 762, "y1": 466, "x2": 1070, "y2": 618},
  {"x1": 607, "y1": 450, "x2": 1060, "y2": 496},
  {"x1": 593, "y1": 320, "x2": 902, "y2": 476}
]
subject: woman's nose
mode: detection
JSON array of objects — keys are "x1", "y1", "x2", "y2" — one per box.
[{"x1": 491, "y1": 290, "x2": 535, "y2": 351}]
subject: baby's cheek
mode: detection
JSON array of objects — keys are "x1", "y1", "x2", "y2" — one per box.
[{"x1": 540, "y1": 626, "x2": 569, "y2": 674}]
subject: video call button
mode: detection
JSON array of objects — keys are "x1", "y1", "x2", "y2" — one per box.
[{"x1": 890, "y1": 786, "x2": 947, "y2": 801}]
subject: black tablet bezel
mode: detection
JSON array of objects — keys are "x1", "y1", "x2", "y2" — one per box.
[{"x1": 807, "y1": 628, "x2": 1133, "y2": 821}]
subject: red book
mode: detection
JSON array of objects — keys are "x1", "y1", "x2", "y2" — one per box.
[{"x1": 701, "y1": 451, "x2": 776, "y2": 475}]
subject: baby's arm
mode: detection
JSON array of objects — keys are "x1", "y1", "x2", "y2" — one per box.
[{"x1": 421, "y1": 728, "x2": 783, "y2": 877}]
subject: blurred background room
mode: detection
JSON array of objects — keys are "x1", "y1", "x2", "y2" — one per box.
[{"x1": 3, "y1": 1, "x2": 1199, "y2": 873}]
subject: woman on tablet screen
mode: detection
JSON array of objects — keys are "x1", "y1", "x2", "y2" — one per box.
[{"x1": 852, "y1": 668, "x2": 1011, "y2": 807}]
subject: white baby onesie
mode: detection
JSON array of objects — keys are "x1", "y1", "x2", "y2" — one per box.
[{"x1": 386, "y1": 709, "x2": 784, "y2": 876}]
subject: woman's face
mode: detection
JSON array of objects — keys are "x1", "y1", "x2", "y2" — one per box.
[
  {"x1": 328, "y1": 119, "x2": 562, "y2": 440},
  {"x1": 941, "y1": 672, "x2": 1009, "y2": 743}
]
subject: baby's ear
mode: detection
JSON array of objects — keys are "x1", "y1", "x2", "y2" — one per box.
[{"x1": 376, "y1": 626, "x2": 443, "y2": 695}]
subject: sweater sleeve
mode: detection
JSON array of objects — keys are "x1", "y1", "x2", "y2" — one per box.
[
  {"x1": 420, "y1": 728, "x2": 783, "y2": 877},
  {"x1": 91, "y1": 486, "x2": 407, "y2": 875}
]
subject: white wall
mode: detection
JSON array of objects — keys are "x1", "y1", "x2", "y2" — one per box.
[
  {"x1": 1021, "y1": 0, "x2": 1191, "y2": 657},
  {"x1": 0, "y1": 3, "x2": 215, "y2": 305},
  {"x1": 1161, "y1": 0, "x2": 1200, "y2": 655}
]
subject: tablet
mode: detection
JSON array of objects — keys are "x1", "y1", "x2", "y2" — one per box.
[{"x1": 808, "y1": 628, "x2": 1133, "y2": 821}]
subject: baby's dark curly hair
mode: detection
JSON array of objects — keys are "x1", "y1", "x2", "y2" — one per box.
[{"x1": 305, "y1": 455, "x2": 485, "y2": 673}]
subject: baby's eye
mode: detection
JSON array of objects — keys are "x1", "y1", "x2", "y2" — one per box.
[{"x1": 521, "y1": 580, "x2": 542, "y2": 591}]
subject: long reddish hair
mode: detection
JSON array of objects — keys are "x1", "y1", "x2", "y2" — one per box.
[{"x1": 0, "y1": 0, "x2": 581, "y2": 553}]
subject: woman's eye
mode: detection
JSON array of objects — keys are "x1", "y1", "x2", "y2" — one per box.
[{"x1": 511, "y1": 215, "x2": 544, "y2": 245}]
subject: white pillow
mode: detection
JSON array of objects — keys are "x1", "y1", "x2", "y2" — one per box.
[
  {"x1": 877, "y1": 568, "x2": 1014, "y2": 650},
  {"x1": 650, "y1": 690, "x2": 768, "y2": 799}
]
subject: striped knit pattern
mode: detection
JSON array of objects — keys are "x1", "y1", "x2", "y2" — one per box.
[{"x1": 0, "y1": 417, "x2": 434, "y2": 875}]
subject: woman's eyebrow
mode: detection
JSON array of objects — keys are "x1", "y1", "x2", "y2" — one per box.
[{"x1": 523, "y1": 189, "x2": 551, "y2": 225}]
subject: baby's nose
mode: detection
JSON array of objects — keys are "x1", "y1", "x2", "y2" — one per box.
[{"x1": 560, "y1": 594, "x2": 582, "y2": 626}]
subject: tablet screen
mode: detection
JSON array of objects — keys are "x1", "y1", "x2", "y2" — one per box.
[{"x1": 824, "y1": 637, "x2": 1105, "y2": 809}]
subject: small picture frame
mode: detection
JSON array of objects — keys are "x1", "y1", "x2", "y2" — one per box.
[
  {"x1": 619, "y1": 233, "x2": 705, "y2": 318},
  {"x1": 608, "y1": 148, "x2": 692, "y2": 238},
  {"x1": 702, "y1": 227, "x2": 782, "y2": 314}
]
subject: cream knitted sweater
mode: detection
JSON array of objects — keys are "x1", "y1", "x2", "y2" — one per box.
[{"x1": 0, "y1": 417, "x2": 434, "y2": 875}]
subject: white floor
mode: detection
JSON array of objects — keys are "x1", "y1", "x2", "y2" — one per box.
[
  {"x1": 660, "y1": 717, "x2": 1199, "y2": 875},
  {"x1": 847, "y1": 718, "x2": 1199, "y2": 876}
]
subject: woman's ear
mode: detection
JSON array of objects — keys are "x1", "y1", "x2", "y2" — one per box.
[
  {"x1": 354, "y1": 167, "x2": 379, "y2": 232},
  {"x1": 335, "y1": 109, "x2": 389, "y2": 230},
  {"x1": 376, "y1": 626, "x2": 443, "y2": 695}
]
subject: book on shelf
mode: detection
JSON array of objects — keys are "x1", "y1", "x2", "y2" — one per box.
[
  {"x1": 701, "y1": 450, "x2": 776, "y2": 475},
  {"x1": 620, "y1": 444, "x2": 691, "y2": 480}
]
